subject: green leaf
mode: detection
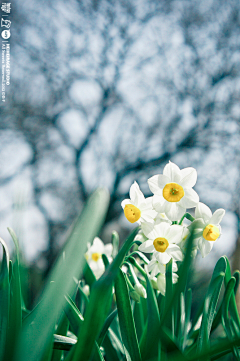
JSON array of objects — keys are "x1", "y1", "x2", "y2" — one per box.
[
  {"x1": 0, "y1": 237, "x2": 10, "y2": 361},
  {"x1": 140, "y1": 276, "x2": 160, "y2": 361},
  {"x1": 4, "y1": 229, "x2": 22, "y2": 360},
  {"x1": 64, "y1": 294, "x2": 84, "y2": 335},
  {"x1": 14, "y1": 188, "x2": 109, "y2": 361},
  {"x1": 51, "y1": 311, "x2": 69, "y2": 361},
  {"x1": 221, "y1": 277, "x2": 240, "y2": 360},
  {"x1": 83, "y1": 261, "x2": 97, "y2": 288},
  {"x1": 98, "y1": 308, "x2": 118, "y2": 346},
  {"x1": 115, "y1": 270, "x2": 142, "y2": 361},
  {"x1": 196, "y1": 257, "x2": 226, "y2": 356},
  {"x1": 53, "y1": 334, "x2": 76, "y2": 351}
]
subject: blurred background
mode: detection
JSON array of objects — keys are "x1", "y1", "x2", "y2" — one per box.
[{"x1": 0, "y1": 0, "x2": 240, "y2": 305}]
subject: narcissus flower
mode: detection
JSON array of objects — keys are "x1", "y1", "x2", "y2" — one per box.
[
  {"x1": 190, "y1": 202, "x2": 225, "y2": 258},
  {"x1": 121, "y1": 181, "x2": 157, "y2": 224},
  {"x1": 146, "y1": 255, "x2": 178, "y2": 277},
  {"x1": 148, "y1": 161, "x2": 199, "y2": 221},
  {"x1": 138, "y1": 221, "x2": 183, "y2": 264},
  {"x1": 85, "y1": 237, "x2": 113, "y2": 279}
]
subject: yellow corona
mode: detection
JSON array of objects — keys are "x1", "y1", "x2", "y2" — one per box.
[
  {"x1": 163, "y1": 182, "x2": 185, "y2": 202},
  {"x1": 91, "y1": 252, "x2": 101, "y2": 262},
  {"x1": 153, "y1": 237, "x2": 169, "y2": 252},
  {"x1": 124, "y1": 204, "x2": 141, "y2": 223},
  {"x1": 203, "y1": 224, "x2": 220, "y2": 241}
]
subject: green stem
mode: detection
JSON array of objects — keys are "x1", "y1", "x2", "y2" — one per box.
[
  {"x1": 127, "y1": 257, "x2": 147, "y2": 278},
  {"x1": 179, "y1": 213, "x2": 195, "y2": 225}
]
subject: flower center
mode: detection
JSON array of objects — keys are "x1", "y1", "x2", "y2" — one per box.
[
  {"x1": 153, "y1": 237, "x2": 169, "y2": 252},
  {"x1": 163, "y1": 182, "x2": 184, "y2": 202},
  {"x1": 203, "y1": 224, "x2": 220, "y2": 241},
  {"x1": 91, "y1": 252, "x2": 101, "y2": 262},
  {"x1": 124, "y1": 204, "x2": 141, "y2": 223}
]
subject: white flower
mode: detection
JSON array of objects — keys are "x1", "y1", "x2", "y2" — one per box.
[
  {"x1": 85, "y1": 237, "x2": 113, "y2": 279},
  {"x1": 190, "y1": 202, "x2": 225, "y2": 258},
  {"x1": 148, "y1": 161, "x2": 199, "y2": 221},
  {"x1": 146, "y1": 254, "x2": 178, "y2": 277},
  {"x1": 138, "y1": 221, "x2": 183, "y2": 264},
  {"x1": 121, "y1": 181, "x2": 157, "y2": 224}
]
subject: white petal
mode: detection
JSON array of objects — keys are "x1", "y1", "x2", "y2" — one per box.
[
  {"x1": 163, "y1": 161, "x2": 181, "y2": 182},
  {"x1": 138, "y1": 240, "x2": 155, "y2": 253},
  {"x1": 104, "y1": 244, "x2": 113, "y2": 257},
  {"x1": 147, "y1": 259, "x2": 157, "y2": 272},
  {"x1": 166, "y1": 225, "x2": 183, "y2": 244},
  {"x1": 157, "y1": 174, "x2": 171, "y2": 188},
  {"x1": 154, "y1": 221, "x2": 170, "y2": 237},
  {"x1": 92, "y1": 237, "x2": 105, "y2": 253},
  {"x1": 121, "y1": 199, "x2": 132, "y2": 209},
  {"x1": 148, "y1": 175, "x2": 162, "y2": 196},
  {"x1": 152, "y1": 195, "x2": 166, "y2": 212},
  {"x1": 209, "y1": 209, "x2": 225, "y2": 225},
  {"x1": 141, "y1": 222, "x2": 155, "y2": 238},
  {"x1": 172, "y1": 273, "x2": 179, "y2": 284},
  {"x1": 179, "y1": 188, "x2": 199, "y2": 208},
  {"x1": 195, "y1": 202, "x2": 212, "y2": 222},
  {"x1": 172, "y1": 260, "x2": 178, "y2": 272},
  {"x1": 167, "y1": 244, "x2": 183, "y2": 261},
  {"x1": 141, "y1": 196, "x2": 154, "y2": 210},
  {"x1": 141, "y1": 209, "x2": 157, "y2": 222},
  {"x1": 180, "y1": 167, "x2": 197, "y2": 188},
  {"x1": 157, "y1": 274, "x2": 166, "y2": 295},
  {"x1": 130, "y1": 181, "x2": 145, "y2": 206},
  {"x1": 164, "y1": 202, "x2": 185, "y2": 221},
  {"x1": 156, "y1": 251, "x2": 172, "y2": 264},
  {"x1": 198, "y1": 237, "x2": 214, "y2": 258}
]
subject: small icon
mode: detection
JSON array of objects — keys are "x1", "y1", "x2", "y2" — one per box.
[
  {"x1": 1, "y1": 29, "x2": 10, "y2": 39},
  {"x1": 1, "y1": 3, "x2": 11, "y2": 13},
  {"x1": 1, "y1": 18, "x2": 10, "y2": 28}
]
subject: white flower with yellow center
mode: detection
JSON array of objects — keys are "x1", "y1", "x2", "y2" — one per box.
[
  {"x1": 138, "y1": 221, "x2": 183, "y2": 264},
  {"x1": 190, "y1": 202, "x2": 225, "y2": 258},
  {"x1": 121, "y1": 181, "x2": 157, "y2": 224},
  {"x1": 148, "y1": 161, "x2": 199, "y2": 221},
  {"x1": 85, "y1": 237, "x2": 113, "y2": 279}
]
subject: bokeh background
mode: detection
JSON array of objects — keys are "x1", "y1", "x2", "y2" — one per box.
[{"x1": 0, "y1": 0, "x2": 240, "y2": 304}]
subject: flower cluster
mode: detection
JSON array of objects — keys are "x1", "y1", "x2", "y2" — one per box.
[{"x1": 121, "y1": 161, "x2": 225, "y2": 296}]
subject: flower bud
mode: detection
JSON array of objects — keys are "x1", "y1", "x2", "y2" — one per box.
[
  {"x1": 134, "y1": 282, "x2": 147, "y2": 299},
  {"x1": 82, "y1": 284, "x2": 90, "y2": 297}
]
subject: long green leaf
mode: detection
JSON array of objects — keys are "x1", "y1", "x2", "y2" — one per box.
[
  {"x1": 5, "y1": 229, "x2": 22, "y2": 360},
  {"x1": 196, "y1": 256, "x2": 226, "y2": 356},
  {"x1": 140, "y1": 276, "x2": 160, "y2": 361},
  {"x1": 14, "y1": 188, "x2": 109, "y2": 361},
  {"x1": 115, "y1": 270, "x2": 142, "y2": 361},
  {"x1": 0, "y1": 237, "x2": 10, "y2": 361}
]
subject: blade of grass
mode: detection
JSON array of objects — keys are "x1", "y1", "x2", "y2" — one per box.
[
  {"x1": 196, "y1": 256, "x2": 226, "y2": 357},
  {"x1": 14, "y1": 188, "x2": 109, "y2": 361},
  {"x1": 4, "y1": 229, "x2": 22, "y2": 360},
  {"x1": 115, "y1": 270, "x2": 142, "y2": 361},
  {"x1": 140, "y1": 275, "x2": 160, "y2": 361},
  {"x1": 0, "y1": 238, "x2": 10, "y2": 361}
]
